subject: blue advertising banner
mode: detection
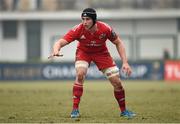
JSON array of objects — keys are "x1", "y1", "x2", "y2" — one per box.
[
  {"x1": 121, "y1": 62, "x2": 164, "y2": 80},
  {"x1": 0, "y1": 61, "x2": 164, "y2": 80}
]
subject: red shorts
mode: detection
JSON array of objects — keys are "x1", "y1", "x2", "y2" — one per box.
[{"x1": 75, "y1": 49, "x2": 116, "y2": 70}]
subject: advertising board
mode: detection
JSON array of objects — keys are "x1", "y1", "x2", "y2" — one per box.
[{"x1": 0, "y1": 62, "x2": 164, "y2": 80}]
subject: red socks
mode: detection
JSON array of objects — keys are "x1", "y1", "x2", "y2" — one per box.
[
  {"x1": 72, "y1": 83, "x2": 83, "y2": 110},
  {"x1": 72, "y1": 82, "x2": 126, "y2": 112},
  {"x1": 114, "y1": 89, "x2": 126, "y2": 112}
]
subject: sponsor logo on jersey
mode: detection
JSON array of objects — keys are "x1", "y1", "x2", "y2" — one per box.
[
  {"x1": 86, "y1": 41, "x2": 102, "y2": 47},
  {"x1": 91, "y1": 41, "x2": 96, "y2": 44}
]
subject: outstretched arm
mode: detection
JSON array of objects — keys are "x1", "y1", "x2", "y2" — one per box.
[
  {"x1": 50, "y1": 38, "x2": 69, "y2": 57},
  {"x1": 112, "y1": 37, "x2": 132, "y2": 77}
]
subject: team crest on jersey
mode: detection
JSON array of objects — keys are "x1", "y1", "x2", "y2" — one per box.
[
  {"x1": 80, "y1": 35, "x2": 86, "y2": 40},
  {"x1": 99, "y1": 33, "x2": 106, "y2": 40}
]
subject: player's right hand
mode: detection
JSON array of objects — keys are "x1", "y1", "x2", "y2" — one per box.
[
  {"x1": 48, "y1": 39, "x2": 67, "y2": 59},
  {"x1": 52, "y1": 49, "x2": 60, "y2": 56},
  {"x1": 48, "y1": 53, "x2": 63, "y2": 59},
  {"x1": 48, "y1": 49, "x2": 63, "y2": 59}
]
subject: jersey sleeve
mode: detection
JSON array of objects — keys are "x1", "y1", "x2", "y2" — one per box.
[
  {"x1": 63, "y1": 24, "x2": 81, "y2": 43},
  {"x1": 107, "y1": 26, "x2": 118, "y2": 42},
  {"x1": 63, "y1": 30, "x2": 77, "y2": 43}
]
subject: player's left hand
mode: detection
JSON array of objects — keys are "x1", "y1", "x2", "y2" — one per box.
[{"x1": 121, "y1": 62, "x2": 132, "y2": 77}]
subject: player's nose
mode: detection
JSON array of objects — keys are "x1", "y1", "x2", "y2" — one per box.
[
  {"x1": 83, "y1": 22, "x2": 88, "y2": 26},
  {"x1": 83, "y1": 19, "x2": 87, "y2": 24}
]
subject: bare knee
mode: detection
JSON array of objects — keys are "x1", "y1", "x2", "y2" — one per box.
[
  {"x1": 75, "y1": 61, "x2": 88, "y2": 84},
  {"x1": 113, "y1": 81, "x2": 123, "y2": 91},
  {"x1": 109, "y1": 76, "x2": 123, "y2": 91},
  {"x1": 77, "y1": 72, "x2": 85, "y2": 80},
  {"x1": 76, "y1": 69, "x2": 86, "y2": 83}
]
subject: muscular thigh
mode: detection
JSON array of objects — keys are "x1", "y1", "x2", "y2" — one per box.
[
  {"x1": 75, "y1": 49, "x2": 90, "y2": 74},
  {"x1": 76, "y1": 66, "x2": 88, "y2": 75},
  {"x1": 75, "y1": 50, "x2": 90, "y2": 74}
]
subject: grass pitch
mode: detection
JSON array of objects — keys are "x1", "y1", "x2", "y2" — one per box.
[{"x1": 0, "y1": 80, "x2": 179, "y2": 123}]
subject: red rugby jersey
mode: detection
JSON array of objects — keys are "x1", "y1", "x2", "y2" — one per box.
[{"x1": 63, "y1": 21, "x2": 117, "y2": 53}]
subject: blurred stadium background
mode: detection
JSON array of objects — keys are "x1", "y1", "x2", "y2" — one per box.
[
  {"x1": 0, "y1": 0, "x2": 180, "y2": 81},
  {"x1": 0, "y1": 0, "x2": 180, "y2": 123}
]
